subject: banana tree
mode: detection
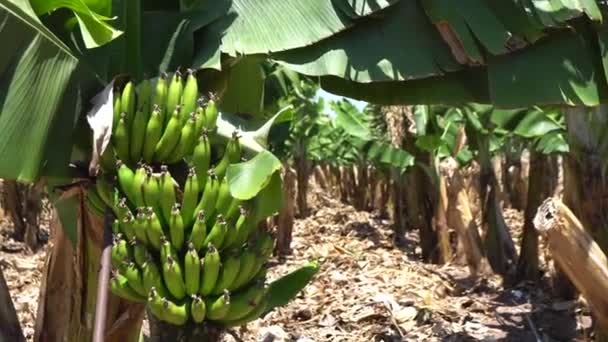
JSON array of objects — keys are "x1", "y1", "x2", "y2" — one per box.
[{"x1": 3, "y1": 0, "x2": 608, "y2": 339}]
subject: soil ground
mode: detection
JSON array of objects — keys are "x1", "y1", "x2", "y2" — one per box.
[{"x1": 0, "y1": 186, "x2": 595, "y2": 341}]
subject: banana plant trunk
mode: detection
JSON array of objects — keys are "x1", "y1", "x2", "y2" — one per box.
[
  {"x1": 391, "y1": 169, "x2": 407, "y2": 242},
  {"x1": 434, "y1": 170, "x2": 453, "y2": 264},
  {"x1": 405, "y1": 165, "x2": 438, "y2": 262},
  {"x1": 474, "y1": 133, "x2": 517, "y2": 278},
  {"x1": 34, "y1": 191, "x2": 144, "y2": 342},
  {"x1": 354, "y1": 162, "x2": 368, "y2": 211},
  {"x1": 147, "y1": 311, "x2": 224, "y2": 341},
  {"x1": 313, "y1": 164, "x2": 327, "y2": 190},
  {"x1": 294, "y1": 154, "x2": 310, "y2": 218},
  {"x1": 562, "y1": 107, "x2": 608, "y2": 340},
  {"x1": 515, "y1": 151, "x2": 557, "y2": 282},
  {"x1": 0, "y1": 266, "x2": 24, "y2": 342},
  {"x1": 1, "y1": 180, "x2": 42, "y2": 249},
  {"x1": 276, "y1": 165, "x2": 296, "y2": 255}
]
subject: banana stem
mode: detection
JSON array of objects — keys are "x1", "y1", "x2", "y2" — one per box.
[
  {"x1": 124, "y1": 0, "x2": 142, "y2": 78},
  {"x1": 92, "y1": 209, "x2": 114, "y2": 342}
]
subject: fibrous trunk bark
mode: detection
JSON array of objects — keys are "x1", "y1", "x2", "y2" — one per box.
[
  {"x1": 276, "y1": 165, "x2": 296, "y2": 255},
  {"x1": 34, "y1": 191, "x2": 144, "y2": 342},
  {"x1": 443, "y1": 158, "x2": 489, "y2": 277},
  {"x1": 313, "y1": 165, "x2": 327, "y2": 190},
  {"x1": 561, "y1": 107, "x2": 608, "y2": 340},
  {"x1": 1, "y1": 180, "x2": 42, "y2": 249},
  {"x1": 434, "y1": 171, "x2": 453, "y2": 264},
  {"x1": 535, "y1": 198, "x2": 608, "y2": 331},
  {"x1": 354, "y1": 163, "x2": 368, "y2": 211},
  {"x1": 0, "y1": 266, "x2": 25, "y2": 342},
  {"x1": 515, "y1": 151, "x2": 557, "y2": 283},
  {"x1": 391, "y1": 170, "x2": 407, "y2": 242},
  {"x1": 477, "y1": 134, "x2": 517, "y2": 278},
  {"x1": 405, "y1": 165, "x2": 437, "y2": 262},
  {"x1": 295, "y1": 156, "x2": 310, "y2": 218}
]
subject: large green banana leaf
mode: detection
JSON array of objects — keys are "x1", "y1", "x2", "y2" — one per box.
[
  {"x1": 0, "y1": 0, "x2": 99, "y2": 182},
  {"x1": 269, "y1": 1, "x2": 606, "y2": 108},
  {"x1": 193, "y1": 0, "x2": 399, "y2": 69}
]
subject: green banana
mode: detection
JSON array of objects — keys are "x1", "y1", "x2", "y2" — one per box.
[
  {"x1": 147, "y1": 287, "x2": 167, "y2": 321},
  {"x1": 86, "y1": 188, "x2": 106, "y2": 215},
  {"x1": 99, "y1": 147, "x2": 117, "y2": 173},
  {"x1": 179, "y1": 69, "x2": 198, "y2": 125},
  {"x1": 161, "y1": 298, "x2": 189, "y2": 326},
  {"x1": 184, "y1": 243, "x2": 201, "y2": 296},
  {"x1": 152, "y1": 73, "x2": 168, "y2": 125},
  {"x1": 154, "y1": 106, "x2": 182, "y2": 162},
  {"x1": 224, "y1": 196, "x2": 242, "y2": 223},
  {"x1": 194, "y1": 100, "x2": 207, "y2": 136},
  {"x1": 120, "y1": 211, "x2": 136, "y2": 241},
  {"x1": 160, "y1": 235, "x2": 177, "y2": 264},
  {"x1": 246, "y1": 234, "x2": 274, "y2": 285},
  {"x1": 214, "y1": 132, "x2": 241, "y2": 179},
  {"x1": 120, "y1": 81, "x2": 136, "y2": 126},
  {"x1": 181, "y1": 168, "x2": 199, "y2": 227},
  {"x1": 95, "y1": 175, "x2": 114, "y2": 207},
  {"x1": 142, "y1": 257, "x2": 168, "y2": 297},
  {"x1": 133, "y1": 208, "x2": 150, "y2": 245},
  {"x1": 132, "y1": 165, "x2": 147, "y2": 208},
  {"x1": 192, "y1": 130, "x2": 211, "y2": 190},
  {"x1": 193, "y1": 171, "x2": 218, "y2": 221},
  {"x1": 214, "y1": 177, "x2": 232, "y2": 217},
  {"x1": 220, "y1": 297, "x2": 268, "y2": 327},
  {"x1": 159, "y1": 166, "x2": 177, "y2": 221},
  {"x1": 221, "y1": 281, "x2": 266, "y2": 321},
  {"x1": 190, "y1": 295, "x2": 206, "y2": 323},
  {"x1": 247, "y1": 254, "x2": 269, "y2": 285},
  {"x1": 121, "y1": 260, "x2": 147, "y2": 296},
  {"x1": 250, "y1": 265, "x2": 268, "y2": 283},
  {"x1": 111, "y1": 235, "x2": 130, "y2": 269},
  {"x1": 212, "y1": 252, "x2": 240, "y2": 295},
  {"x1": 165, "y1": 71, "x2": 183, "y2": 123},
  {"x1": 130, "y1": 238, "x2": 149, "y2": 267},
  {"x1": 142, "y1": 106, "x2": 163, "y2": 163},
  {"x1": 169, "y1": 204, "x2": 185, "y2": 250},
  {"x1": 205, "y1": 290, "x2": 230, "y2": 320},
  {"x1": 162, "y1": 255, "x2": 186, "y2": 300},
  {"x1": 203, "y1": 215, "x2": 228, "y2": 249},
  {"x1": 145, "y1": 208, "x2": 164, "y2": 250},
  {"x1": 200, "y1": 244, "x2": 221, "y2": 296},
  {"x1": 113, "y1": 89, "x2": 122, "y2": 132},
  {"x1": 188, "y1": 210, "x2": 207, "y2": 251},
  {"x1": 229, "y1": 244, "x2": 257, "y2": 291},
  {"x1": 111, "y1": 219, "x2": 121, "y2": 234},
  {"x1": 167, "y1": 113, "x2": 197, "y2": 163},
  {"x1": 114, "y1": 114, "x2": 131, "y2": 164},
  {"x1": 111, "y1": 271, "x2": 146, "y2": 303},
  {"x1": 117, "y1": 161, "x2": 136, "y2": 205},
  {"x1": 204, "y1": 93, "x2": 219, "y2": 131},
  {"x1": 231, "y1": 207, "x2": 255, "y2": 248},
  {"x1": 257, "y1": 232, "x2": 275, "y2": 258},
  {"x1": 137, "y1": 77, "x2": 152, "y2": 118},
  {"x1": 222, "y1": 223, "x2": 239, "y2": 249},
  {"x1": 129, "y1": 108, "x2": 147, "y2": 162},
  {"x1": 143, "y1": 169, "x2": 161, "y2": 209}
]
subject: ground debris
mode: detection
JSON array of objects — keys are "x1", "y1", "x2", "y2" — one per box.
[{"x1": 231, "y1": 187, "x2": 593, "y2": 342}]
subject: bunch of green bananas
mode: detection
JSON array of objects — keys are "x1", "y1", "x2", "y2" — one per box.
[
  {"x1": 87, "y1": 71, "x2": 277, "y2": 327},
  {"x1": 98, "y1": 69, "x2": 219, "y2": 170}
]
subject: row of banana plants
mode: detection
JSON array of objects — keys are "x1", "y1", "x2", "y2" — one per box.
[{"x1": 270, "y1": 84, "x2": 570, "y2": 285}]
